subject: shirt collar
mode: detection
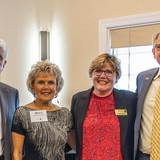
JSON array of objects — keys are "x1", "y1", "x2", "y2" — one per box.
[{"x1": 154, "y1": 68, "x2": 160, "y2": 80}]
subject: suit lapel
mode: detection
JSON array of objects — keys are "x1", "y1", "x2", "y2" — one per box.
[
  {"x1": 113, "y1": 89, "x2": 128, "y2": 155},
  {"x1": 78, "y1": 89, "x2": 92, "y2": 130},
  {"x1": 0, "y1": 87, "x2": 8, "y2": 139},
  {"x1": 138, "y1": 74, "x2": 155, "y2": 109},
  {"x1": 137, "y1": 69, "x2": 159, "y2": 120}
]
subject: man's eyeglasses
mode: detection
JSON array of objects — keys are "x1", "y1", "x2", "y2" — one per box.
[
  {"x1": 154, "y1": 44, "x2": 160, "y2": 51},
  {"x1": 94, "y1": 69, "x2": 114, "y2": 77}
]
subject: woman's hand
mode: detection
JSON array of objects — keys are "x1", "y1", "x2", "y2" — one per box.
[{"x1": 12, "y1": 132, "x2": 25, "y2": 160}]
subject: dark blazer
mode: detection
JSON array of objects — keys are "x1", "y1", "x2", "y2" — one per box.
[
  {"x1": 71, "y1": 87, "x2": 137, "y2": 160},
  {"x1": 0, "y1": 82, "x2": 19, "y2": 160},
  {"x1": 134, "y1": 68, "x2": 159, "y2": 160}
]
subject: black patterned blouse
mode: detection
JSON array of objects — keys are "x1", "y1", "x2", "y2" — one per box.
[{"x1": 12, "y1": 106, "x2": 72, "y2": 160}]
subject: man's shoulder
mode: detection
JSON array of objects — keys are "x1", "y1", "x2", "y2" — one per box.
[
  {"x1": 72, "y1": 88, "x2": 92, "y2": 98},
  {"x1": 138, "y1": 67, "x2": 158, "y2": 76},
  {"x1": 0, "y1": 82, "x2": 18, "y2": 92}
]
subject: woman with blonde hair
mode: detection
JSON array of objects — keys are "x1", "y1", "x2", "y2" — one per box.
[{"x1": 12, "y1": 60, "x2": 72, "y2": 160}]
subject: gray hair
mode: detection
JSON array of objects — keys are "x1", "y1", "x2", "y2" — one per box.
[
  {"x1": 27, "y1": 60, "x2": 64, "y2": 96},
  {"x1": 0, "y1": 39, "x2": 8, "y2": 59}
]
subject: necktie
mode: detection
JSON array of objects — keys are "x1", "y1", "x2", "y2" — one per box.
[{"x1": 151, "y1": 87, "x2": 160, "y2": 160}]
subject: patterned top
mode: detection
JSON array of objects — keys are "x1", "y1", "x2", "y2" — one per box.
[
  {"x1": 82, "y1": 93, "x2": 122, "y2": 160},
  {"x1": 12, "y1": 106, "x2": 72, "y2": 160}
]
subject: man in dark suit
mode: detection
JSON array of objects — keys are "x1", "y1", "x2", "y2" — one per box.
[
  {"x1": 134, "y1": 32, "x2": 160, "y2": 160},
  {"x1": 0, "y1": 39, "x2": 19, "y2": 160}
]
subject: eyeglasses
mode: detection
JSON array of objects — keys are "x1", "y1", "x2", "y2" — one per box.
[
  {"x1": 154, "y1": 44, "x2": 160, "y2": 51},
  {"x1": 94, "y1": 69, "x2": 114, "y2": 77}
]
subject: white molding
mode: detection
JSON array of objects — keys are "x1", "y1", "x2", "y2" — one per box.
[{"x1": 99, "y1": 12, "x2": 160, "y2": 52}]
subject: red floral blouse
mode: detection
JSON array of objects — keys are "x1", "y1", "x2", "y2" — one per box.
[{"x1": 81, "y1": 93, "x2": 122, "y2": 160}]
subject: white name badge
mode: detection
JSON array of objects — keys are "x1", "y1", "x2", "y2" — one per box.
[{"x1": 30, "y1": 110, "x2": 48, "y2": 122}]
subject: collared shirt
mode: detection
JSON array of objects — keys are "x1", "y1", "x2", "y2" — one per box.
[{"x1": 139, "y1": 68, "x2": 160, "y2": 154}]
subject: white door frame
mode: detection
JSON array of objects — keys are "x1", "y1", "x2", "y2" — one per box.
[{"x1": 99, "y1": 12, "x2": 160, "y2": 52}]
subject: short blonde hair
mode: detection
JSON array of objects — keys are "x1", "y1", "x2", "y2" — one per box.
[
  {"x1": 27, "y1": 60, "x2": 64, "y2": 96},
  {"x1": 89, "y1": 53, "x2": 121, "y2": 82}
]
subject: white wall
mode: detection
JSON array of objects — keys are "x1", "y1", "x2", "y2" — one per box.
[
  {"x1": 0, "y1": 0, "x2": 160, "y2": 107},
  {"x1": 0, "y1": 0, "x2": 53, "y2": 105}
]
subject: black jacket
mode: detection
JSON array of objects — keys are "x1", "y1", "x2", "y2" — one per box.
[{"x1": 71, "y1": 87, "x2": 137, "y2": 160}]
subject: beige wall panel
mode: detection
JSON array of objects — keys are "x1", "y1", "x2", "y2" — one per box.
[{"x1": 0, "y1": 0, "x2": 160, "y2": 107}]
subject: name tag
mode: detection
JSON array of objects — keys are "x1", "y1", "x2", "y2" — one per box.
[
  {"x1": 30, "y1": 110, "x2": 48, "y2": 122},
  {"x1": 115, "y1": 109, "x2": 127, "y2": 116}
]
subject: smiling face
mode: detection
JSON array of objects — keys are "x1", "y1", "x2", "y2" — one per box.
[
  {"x1": 32, "y1": 72, "x2": 57, "y2": 104},
  {"x1": 91, "y1": 62, "x2": 116, "y2": 97}
]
